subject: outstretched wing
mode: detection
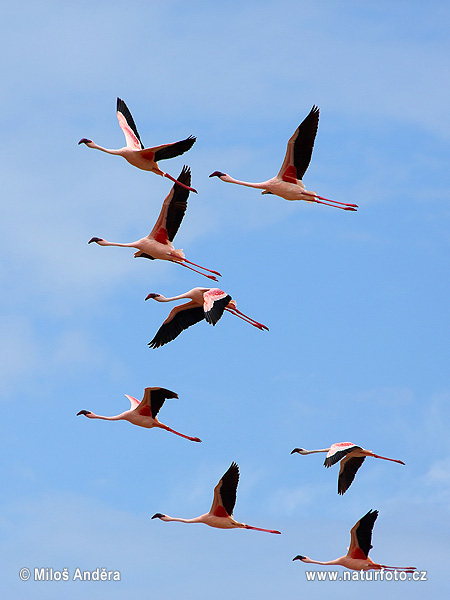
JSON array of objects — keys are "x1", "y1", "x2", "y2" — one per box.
[
  {"x1": 210, "y1": 462, "x2": 240, "y2": 517},
  {"x1": 324, "y1": 443, "x2": 361, "y2": 467},
  {"x1": 124, "y1": 394, "x2": 140, "y2": 410},
  {"x1": 347, "y1": 509, "x2": 378, "y2": 559},
  {"x1": 203, "y1": 289, "x2": 231, "y2": 326},
  {"x1": 149, "y1": 166, "x2": 191, "y2": 244},
  {"x1": 153, "y1": 136, "x2": 196, "y2": 162},
  {"x1": 148, "y1": 303, "x2": 205, "y2": 349},
  {"x1": 338, "y1": 456, "x2": 365, "y2": 495},
  {"x1": 134, "y1": 387, "x2": 179, "y2": 417},
  {"x1": 117, "y1": 98, "x2": 144, "y2": 150},
  {"x1": 277, "y1": 106, "x2": 319, "y2": 183}
]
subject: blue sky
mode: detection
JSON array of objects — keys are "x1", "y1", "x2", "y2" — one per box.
[{"x1": 1, "y1": 1, "x2": 449, "y2": 598}]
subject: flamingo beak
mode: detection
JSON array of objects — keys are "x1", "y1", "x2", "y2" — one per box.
[
  {"x1": 151, "y1": 513, "x2": 165, "y2": 519},
  {"x1": 291, "y1": 448, "x2": 302, "y2": 454},
  {"x1": 209, "y1": 171, "x2": 226, "y2": 178},
  {"x1": 78, "y1": 138, "x2": 92, "y2": 145},
  {"x1": 293, "y1": 555, "x2": 306, "y2": 561},
  {"x1": 77, "y1": 410, "x2": 91, "y2": 416},
  {"x1": 88, "y1": 237, "x2": 102, "y2": 244},
  {"x1": 145, "y1": 293, "x2": 160, "y2": 301}
]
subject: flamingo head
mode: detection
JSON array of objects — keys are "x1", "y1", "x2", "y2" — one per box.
[
  {"x1": 151, "y1": 513, "x2": 167, "y2": 520},
  {"x1": 292, "y1": 555, "x2": 307, "y2": 562},
  {"x1": 209, "y1": 171, "x2": 226, "y2": 178},
  {"x1": 291, "y1": 448, "x2": 307, "y2": 455},
  {"x1": 145, "y1": 293, "x2": 161, "y2": 301},
  {"x1": 78, "y1": 138, "x2": 93, "y2": 146},
  {"x1": 77, "y1": 410, "x2": 92, "y2": 417},
  {"x1": 88, "y1": 237, "x2": 104, "y2": 245}
]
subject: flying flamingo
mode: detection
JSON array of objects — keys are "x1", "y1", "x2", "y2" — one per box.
[
  {"x1": 291, "y1": 442, "x2": 405, "y2": 495},
  {"x1": 88, "y1": 166, "x2": 221, "y2": 281},
  {"x1": 145, "y1": 287, "x2": 268, "y2": 348},
  {"x1": 293, "y1": 509, "x2": 416, "y2": 572},
  {"x1": 152, "y1": 462, "x2": 281, "y2": 534},
  {"x1": 78, "y1": 97, "x2": 197, "y2": 193},
  {"x1": 209, "y1": 106, "x2": 357, "y2": 211},
  {"x1": 77, "y1": 386, "x2": 201, "y2": 442}
]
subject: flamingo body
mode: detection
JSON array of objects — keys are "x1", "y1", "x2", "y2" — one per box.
[
  {"x1": 88, "y1": 167, "x2": 221, "y2": 281},
  {"x1": 145, "y1": 287, "x2": 268, "y2": 348},
  {"x1": 210, "y1": 106, "x2": 357, "y2": 210},
  {"x1": 293, "y1": 509, "x2": 416, "y2": 572},
  {"x1": 152, "y1": 462, "x2": 281, "y2": 534},
  {"x1": 291, "y1": 442, "x2": 405, "y2": 494},
  {"x1": 77, "y1": 387, "x2": 201, "y2": 442},
  {"x1": 79, "y1": 97, "x2": 197, "y2": 192}
]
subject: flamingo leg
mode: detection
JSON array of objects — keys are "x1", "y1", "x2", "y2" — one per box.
[
  {"x1": 243, "y1": 524, "x2": 281, "y2": 534},
  {"x1": 163, "y1": 172, "x2": 198, "y2": 194},
  {"x1": 225, "y1": 307, "x2": 269, "y2": 331},
  {"x1": 369, "y1": 453, "x2": 405, "y2": 465},
  {"x1": 158, "y1": 424, "x2": 201, "y2": 442},
  {"x1": 301, "y1": 190, "x2": 358, "y2": 208},
  {"x1": 226, "y1": 306, "x2": 269, "y2": 330},
  {"x1": 180, "y1": 258, "x2": 222, "y2": 277},
  {"x1": 174, "y1": 261, "x2": 219, "y2": 281}
]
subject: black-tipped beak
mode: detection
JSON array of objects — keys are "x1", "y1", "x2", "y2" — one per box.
[
  {"x1": 293, "y1": 555, "x2": 306, "y2": 561},
  {"x1": 77, "y1": 410, "x2": 91, "y2": 416},
  {"x1": 88, "y1": 237, "x2": 101, "y2": 244},
  {"x1": 151, "y1": 513, "x2": 164, "y2": 519},
  {"x1": 145, "y1": 293, "x2": 159, "y2": 301},
  {"x1": 78, "y1": 138, "x2": 92, "y2": 145},
  {"x1": 291, "y1": 448, "x2": 300, "y2": 454},
  {"x1": 209, "y1": 171, "x2": 226, "y2": 178}
]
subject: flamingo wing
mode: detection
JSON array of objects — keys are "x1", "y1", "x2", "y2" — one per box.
[
  {"x1": 153, "y1": 136, "x2": 196, "y2": 162},
  {"x1": 116, "y1": 98, "x2": 144, "y2": 150},
  {"x1": 347, "y1": 509, "x2": 378, "y2": 559},
  {"x1": 124, "y1": 394, "x2": 140, "y2": 410},
  {"x1": 277, "y1": 106, "x2": 319, "y2": 183},
  {"x1": 134, "y1": 387, "x2": 179, "y2": 417},
  {"x1": 324, "y1": 443, "x2": 361, "y2": 467},
  {"x1": 210, "y1": 462, "x2": 239, "y2": 517},
  {"x1": 149, "y1": 166, "x2": 190, "y2": 244},
  {"x1": 338, "y1": 456, "x2": 366, "y2": 495},
  {"x1": 148, "y1": 304, "x2": 205, "y2": 348},
  {"x1": 203, "y1": 289, "x2": 232, "y2": 326}
]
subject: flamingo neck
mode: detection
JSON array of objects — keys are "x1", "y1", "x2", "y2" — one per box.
[
  {"x1": 99, "y1": 240, "x2": 136, "y2": 248},
  {"x1": 88, "y1": 413, "x2": 123, "y2": 421},
  {"x1": 221, "y1": 175, "x2": 266, "y2": 189},
  {"x1": 162, "y1": 515, "x2": 203, "y2": 524},
  {"x1": 88, "y1": 142, "x2": 122, "y2": 155},
  {"x1": 302, "y1": 557, "x2": 342, "y2": 566},
  {"x1": 302, "y1": 448, "x2": 330, "y2": 455}
]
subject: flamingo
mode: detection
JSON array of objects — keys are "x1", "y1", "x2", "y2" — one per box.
[
  {"x1": 209, "y1": 106, "x2": 357, "y2": 211},
  {"x1": 145, "y1": 287, "x2": 268, "y2": 348},
  {"x1": 77, "y1": 386, "x2": 201, "y2": 442},
  {"x1": 88, "y1": 166, "x2": 221, "y2": 281},
  {"x1": 78, "y1": 97, "x2": 197, "y2": 193},
  {"x1": 293, "y1": 509, "x2": 416, "y2": 572},
  {"x1": 152, "y1": 462, "x2": 281, "y2": 534},
  {"x1": 291, "y1": 442, "x2": 405, "y2": 495}
]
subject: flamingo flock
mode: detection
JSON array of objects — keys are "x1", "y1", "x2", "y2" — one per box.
[{"x1": 77, "y1": 98, "x2": 416, "y2": 574}]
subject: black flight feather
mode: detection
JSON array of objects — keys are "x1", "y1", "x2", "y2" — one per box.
[
  {"x1": 148, "y1": 306, "x2": 205, "y2": 348},
  {"x1": 204, "y1": 295, "x2": 231, "y2": 326},
  {"x1": 338, "y1": 457, "x2": 365, "y2": 495},
  {"x1": 117, "y1": 97, "x2": 144, "y2": 149},
  {"x1": 355, "y1": 510, "x2": 378, "y2": 558},
  {"x1": 324, "y1": 445, "x2": 361, "y2": 468},
  {"x1": 293, "y1": 105, "x2": 319, "y2": 180},
  {"x1": 148, "y1": 387, "x2": 179, "y2": 418},
  {"x1": 166, "y1": 166, "x2": 190, "y2": 242},
  {"x1": 219, "y1": 462, "x2": 240, "y2": 516},
  {"x1": 154, "y1": 136, "x2": 196, "y2": 162}
]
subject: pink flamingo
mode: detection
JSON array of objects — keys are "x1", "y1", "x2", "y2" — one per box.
[
  {"x1": 291, "y1": 442, "x2": 405, "y2": 494},
  {"x1": 77, "y1": 386, "x2": 201, "y2": 442},
  {"x1": 293, "y1": 509, "x2": 416, "y2": 572},
  {"x1": 152, "y1": 462, "x2": 281, "y2": 534},
  {"x1": 79, "y1": 97, "x2": 197, "y2": 193},
  {"x1": 88, "y1": 166, "x2": 220, "y2": 281},
  {"x1": 145, "y1": 287, "x2": 268, "y2": 348},
  {"x1": 210, "y1": 106, "x2": 357, "y2": 211}
]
